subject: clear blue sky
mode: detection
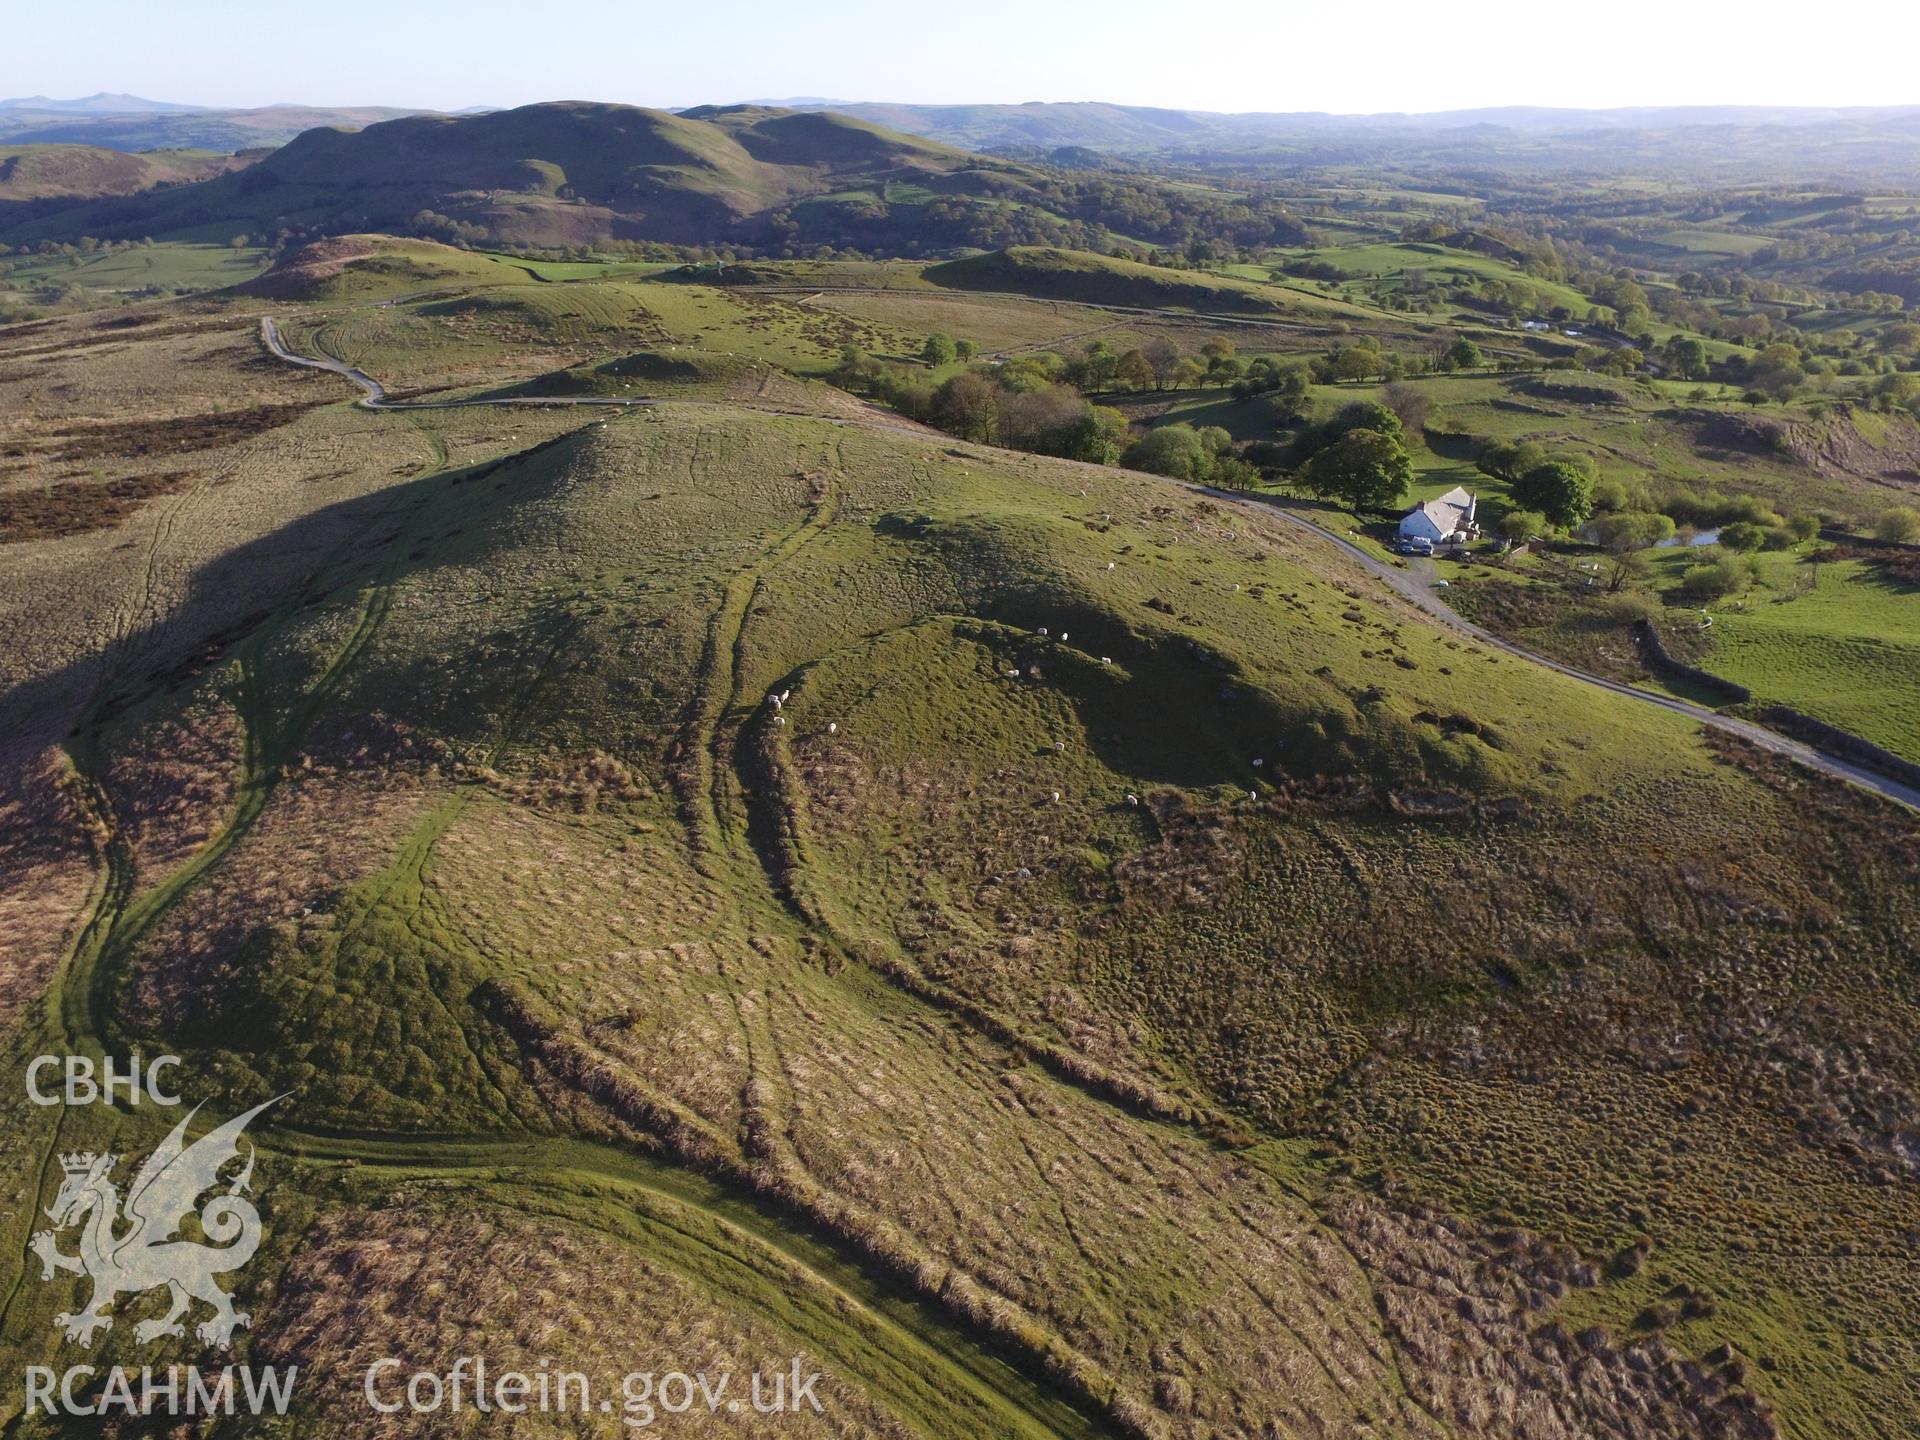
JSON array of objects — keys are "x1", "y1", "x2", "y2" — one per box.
[{"x1": 3, "y1": 0, "x2": 1915, "y2": 114}]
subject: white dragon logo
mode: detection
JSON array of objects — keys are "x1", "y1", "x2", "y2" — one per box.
[{"x1": 30, "y1": 1098, "x2": 278, "y2": 1349}]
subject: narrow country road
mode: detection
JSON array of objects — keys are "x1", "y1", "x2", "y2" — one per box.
[
  {"x1": 1204, "y1": 488, "x2": 1920, "y2": 813},
  {"x1": 259, "y1": 317, "x2": 651, "y2": 411}
]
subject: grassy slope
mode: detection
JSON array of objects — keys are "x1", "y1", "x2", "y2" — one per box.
[
  {"x1": 1654, "y1": 551, "x2": 1920, "y2": 760},
  {"x1": 929, "y1": 245, "x2": 1389, "y2": 321},
  {"x1": 0, "y1": 143, "x2": 238, "y2": 200},
  {"x1": 5, "y1": 259, "x2": 1919, "y2": 1439}
]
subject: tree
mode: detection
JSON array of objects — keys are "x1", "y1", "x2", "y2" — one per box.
[
  {"x1": 954, "y1": 338, "x2": 979, "y2": 361},
  {"x1": 228, "y1": 233, "x2": 250, "y2": 249},
  {"x1": 1382, "y1": 381, "x2": 1432, "y2": 436},
  {"x1": 1286, "y1": 400, "x2": 1402, "y2": 467},
  {"x1": 1511, "y1": 460, "x2": 1595, "y2": 529},
  {"x1": 1059, "y1": 406, "x2": 1132, "y2": 466},
  {"x1": 1747, "y1": 342, "x2": 1805, "y2": 401},
  {"x1": 1476, "y1": 439, "x2": 1547, "y2": 484},
  {"x1": 931, "y1": 373, "x2": 997, "y2": 442},
  {"x1": 1665, "y1": 336, "x2": 1709, "y2": 381},
  {"x1": 1875, "y1": 506, "x2": 1920, "y2": 544},
  {"x1": 1206, "y1": 355, "x2": 1245, "y2": 388},
  {"x1": 1498, "y1": 509, "x2": 1548, "y2": 544},
  {"x1": 1590, "y1": 510, "x2": 1676, "y2": 573},
  {"x1": 1114, "y1": 348, "x2": 1155, "y2": 392},
  {"x1": 1122, "y1": 424, "x2": 1216, "y2": 482},
  {"x1": 1328, "y1": 346, "x2": 1383, "y2": 382},
  {"x1": 1302, "y1": 428, "x2": 1414, "y2": 511},
  {"x1": 922, "y1": 333, "x2": 958, "y2": 366},
  {"x1": 1444, "y1": 336, "x2": 1483, "y2": 372},
  {"x1": 1143, "y1": 337, "x2": 1183, "y2": 391},
  {"x1": 1741, "y1": 389, "x2": 1768, "y2": 409},
  {"x1": 1236, "y1": 360, "x2": 1312, "y2": 422},
  {"x1": 1717, "y1": 521, "x2": 1769, "y2": 553}
]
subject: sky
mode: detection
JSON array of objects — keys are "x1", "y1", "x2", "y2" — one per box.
[{"x1": 3, "y1": 0, "x2": 1916, "y2": 115}]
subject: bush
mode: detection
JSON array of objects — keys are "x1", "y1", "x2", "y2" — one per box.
[
  {"x1": 1875, "y1": 506, "x2": 1920, "y2": 544},
  {"x1": 1498, "y1": 509, "x2": 1548, "y2": 543},
  {"x1": 1679, "y1": 556, "x2": 1749, "y2": 602},
  {"x1": 1599, "y1": 591, "x2": 1660, "y2": 625},
  {"x1": 1717, "y1": 521, "x2": 1769, "y2": 553}
]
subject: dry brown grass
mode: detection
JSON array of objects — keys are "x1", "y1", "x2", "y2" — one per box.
[
  {"x1": 1334, "y1": 1195, "x2": 1775, "y2": 1440},
  {"x1": 259, "y1": 1197, "x2": 918, "y2": 1439},
  {"x1": 0, "y1": 741, "x2": 96, "y2": 1021}
]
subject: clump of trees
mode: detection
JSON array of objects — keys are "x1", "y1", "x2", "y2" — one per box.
[
  {"x1": 1122, "y1": 424, "x2": 1259, "y2": 487},
  {"x1": 839, "y1": 343, "x2": 1131, "y2": 464}
]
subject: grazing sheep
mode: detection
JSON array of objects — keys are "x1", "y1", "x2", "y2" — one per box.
[
  {"x1": 1125, "y1": 793, "x2": 1139, "y2": 806},
  {"x1": 1106, "y1": 562, "x2": 1116, "y2": 571},
  {"x1": 1015, "y1": 867, "x2": 1032, "y2": 880},
  {"x1": 1050, "y1": 790, "x2": 1062, "y2": 803},
  {"x1": 1252, "y1": 758, "x2": 1264, "y2": 768},
  {"x1": 1247, "y1": 790, "x2": 1258, "y2": 801},
  {"x1": 1005, "y1": 668, "x2": 1021, "y2": 678},
  {"x1": 1100, "y1": 656, "x2": 1112, "y2": 665},
  {"x1": 1059, "y1": 631, "x2": 1069, "y2": 642},
  {"x1": 827, "y1": 722, "x2": 838, "y2": 734},
  {"x1": 1038, "y1": 626, "x2": 1050, "y2": 636},
  {"x1": 779, "y1": 689, "x2": 791, "y2": 702},
  {"x1": 774, "y1": 716, "x2": 786, "y2": 727}
]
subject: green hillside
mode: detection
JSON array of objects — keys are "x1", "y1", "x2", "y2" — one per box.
[{"x1": 928, "y1": 245, "x2": 1370, "y2": 317}]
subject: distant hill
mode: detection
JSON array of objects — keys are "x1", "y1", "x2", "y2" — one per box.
[
  {"x1": 0, "y1": 92, "x2": 199, "y2": 114},
  {"x1": 0, "y1": 102, "x2": 1310, "y2": 258},
  {"x1": 809, "y1": 100, "x2": 1920, "y2": 177},
  {"x1": 0, "y1": 104, "x2": 441, "y2": 153}
]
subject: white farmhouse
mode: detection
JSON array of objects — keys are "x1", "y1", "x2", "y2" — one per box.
[{"x1": 1398, "y1": 486, "x2": 1478, "y2": 544}]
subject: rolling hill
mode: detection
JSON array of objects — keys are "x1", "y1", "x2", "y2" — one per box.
[
  {"x1": 0, "y1": 101, "x2": 1316, "y2": 259},
  {"x1": 4, "y1": 279, "x2": 1918, "y2": 1436},
  {"x1": 0, "y1": 143, "x2": 246, "y2": 202}
]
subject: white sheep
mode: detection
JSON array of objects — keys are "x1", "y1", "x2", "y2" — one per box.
[
  {"x1": 1252, "y1": 758, "x2": 1264, "y2": 768},
  {"x1": 1100, "y1": 656, "x2": 1112, "y2": 665},
  {"x1": 1106, "y1": 562, "x2": 1116, "y2": 571},
  {"x1": 779, "y1": 689, "x2": 791, "y2": 702},
  {"x1": 1038, "y1": 626, "x2": 1049, "y2": 636},
  {"x1": 1125, "y1": 793, "x2": 1138, "y2": 806},
  {"x1": 1053, "y1": 740, "x2": 1065, "y2": 753},
  {"x1": 1006, "y1": 668, "x2": 1021, "y2": 678},
  {"x1": 1247, "y1": 789, "x2": 1258, "y2": 801},
  {"x1": 1059, "y1": 631, "x2": 1069, "y2": 642},
  {"x1": 774, "y1": 716, "x2": 786, "y2": 727},
  {"x1": 827, "y1": 722, "x2": 838, "y2": 735},
  {"x1": 1050, "y1": 790, "x2": 1061, "y2": 803}
]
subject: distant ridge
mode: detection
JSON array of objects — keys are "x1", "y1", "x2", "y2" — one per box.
[{"x1": 0, "y1": 92, "x2": 200, "y2": 114}]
